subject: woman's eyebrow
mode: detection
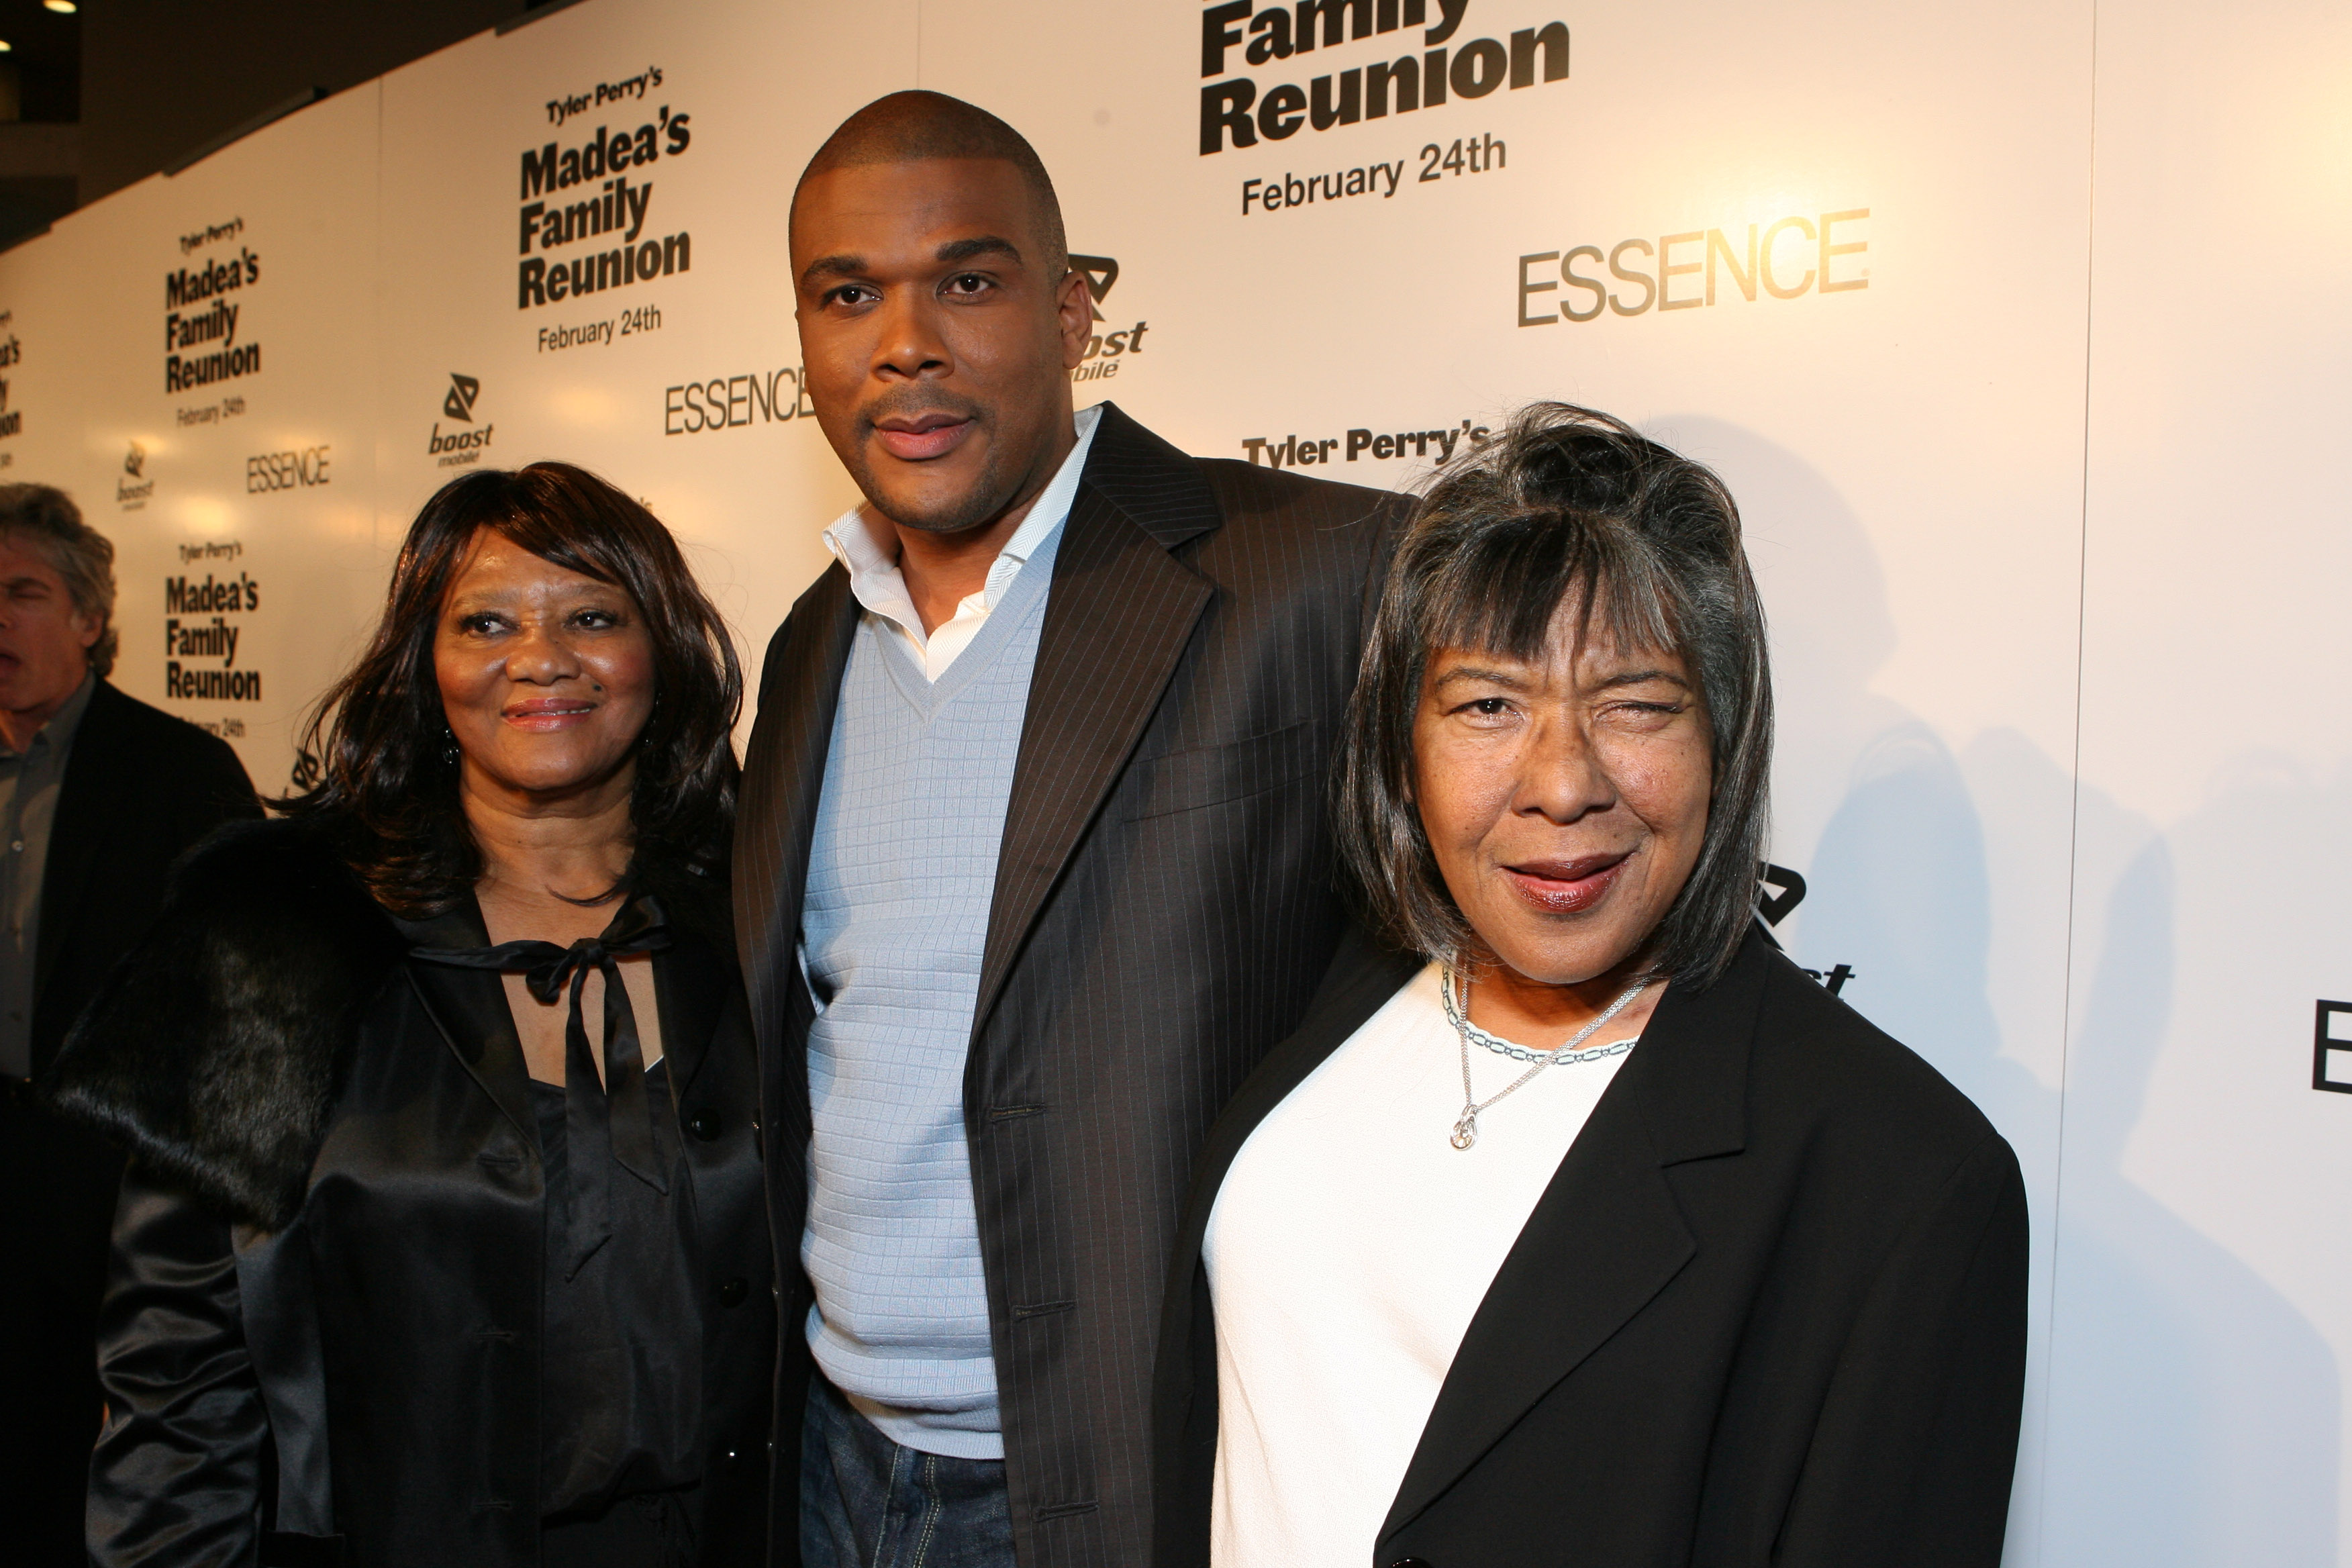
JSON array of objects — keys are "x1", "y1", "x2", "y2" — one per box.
[
  {"x1": 1432, "y1": 664, "x2": 1534, "y2": 689},
  {"x1": 1589, "y1": 668, "x2": 1689, "y2": 691}
]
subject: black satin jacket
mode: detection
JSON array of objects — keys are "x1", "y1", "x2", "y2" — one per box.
[{"x1": 47, "y1": 822, "x2": 774, "y2": 1568}]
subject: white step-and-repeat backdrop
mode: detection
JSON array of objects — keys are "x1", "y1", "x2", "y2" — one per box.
[{"x1": 3, "y1": 1, "x2": 2345, "y2": 1559}]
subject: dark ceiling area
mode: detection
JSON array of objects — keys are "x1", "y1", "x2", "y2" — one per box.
[
  {"x1": 0, "y1": 0, "x2": 81, "y2": 123},
  {"x1": 0, "y1": 0, "x2": 573, "y2": 252},
  {"x1": 0, "y1": 0, "x2": 85, "y2": 249}
]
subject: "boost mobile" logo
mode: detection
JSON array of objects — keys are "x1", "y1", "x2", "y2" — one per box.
[
  {"x1": 1067, "y1": 255, "x2": 1150, "y2": 385},
  {"x1": 429, "y1": 374, "x2": 494, "y2": 467}
]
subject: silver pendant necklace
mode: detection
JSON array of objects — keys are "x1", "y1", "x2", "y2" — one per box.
[{"x1": 1442, "y1": 966, "x2": 1648, "y2": 1150}]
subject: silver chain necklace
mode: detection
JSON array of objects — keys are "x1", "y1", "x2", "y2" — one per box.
[{"x1": 1441, "y1": 966, "x2": 1648, "y2": 1150}]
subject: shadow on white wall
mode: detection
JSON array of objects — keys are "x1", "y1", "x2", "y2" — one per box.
[{"x1": 2041, "y1": 793, "x2": 2341, "y2": 1565}]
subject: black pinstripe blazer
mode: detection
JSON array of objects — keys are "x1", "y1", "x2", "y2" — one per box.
[{"x1": 734, "y1": 403, "x2": 1406, "y2": 1568}]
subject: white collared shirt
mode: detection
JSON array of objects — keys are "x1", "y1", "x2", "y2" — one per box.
[{"x1": 822, "y1": 404, "x2": 1104, "y2": 683}]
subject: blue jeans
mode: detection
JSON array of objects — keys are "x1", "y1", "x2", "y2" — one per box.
[{"x1": 799, "y1": 1377, "x2": 1016, "y2": 1568}]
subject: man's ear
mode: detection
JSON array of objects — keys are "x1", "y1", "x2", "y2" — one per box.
[
  {"x1": 1057, "y1": 270, "x2": 1093, "y2": 371},
  {"x1": 72, "y1": 609, "x2": 103, "y2": 652}
]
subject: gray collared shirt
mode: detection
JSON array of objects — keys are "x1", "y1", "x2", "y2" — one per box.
[{"x1": 1, "y1": 671, "x2": 95, "y2": 1079}]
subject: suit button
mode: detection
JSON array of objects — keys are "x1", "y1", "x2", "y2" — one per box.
[
  {"x1": 1387, "y1": 1560, "x2": 1434, "y2": 1567},
  {"x1": 718, "y1": 1277, "x2": 749, "y2": 1308},
  {"x1": 689, "y1": 1112, "x2": 721, "y2": 1142}
]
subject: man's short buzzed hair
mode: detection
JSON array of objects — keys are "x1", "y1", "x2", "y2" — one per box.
[{"x1": 796, "y1": 91, "x2": 1070, "y2": 278}]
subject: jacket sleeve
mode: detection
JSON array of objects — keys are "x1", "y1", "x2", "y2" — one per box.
[
  {"x1": 89, "y1": 1160, "x2": 269, "y2": 1568},
  {"x1": 1773, "y1": 1132, "x2": 2030, "y2": 1568}
]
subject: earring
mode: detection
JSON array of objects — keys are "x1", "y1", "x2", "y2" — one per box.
[{"x1": 441, "y1": 727, "x2": 460, "y2": 767}]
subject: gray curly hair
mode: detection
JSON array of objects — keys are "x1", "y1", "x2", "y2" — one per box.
[
  {"x1": 1334, "y1": 402, "x2": 1773, "y2": 989},
  {"x1": 0, "y1": 484, "x2": 117, "y2": 677}
]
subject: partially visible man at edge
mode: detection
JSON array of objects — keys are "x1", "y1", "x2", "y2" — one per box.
[
  {"x1": 0, "y1": 483, "x2": 258, "y2": 1566},
  {"x1": 738, "y1": 93, "x2": 1408, "y2": 1568}
]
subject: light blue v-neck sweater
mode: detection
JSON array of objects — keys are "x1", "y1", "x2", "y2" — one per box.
[{"x1": 797, "y1": 520, "x2": 1061, "y2": 1459}]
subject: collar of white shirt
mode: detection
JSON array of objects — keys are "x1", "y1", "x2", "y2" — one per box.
[{"x1": 822, "y1": 403, "x2": 1104, "y2": 683}]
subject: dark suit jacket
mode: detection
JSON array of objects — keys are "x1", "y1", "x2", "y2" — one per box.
[
  {"x1": 1153, "y1": 926, "x2": 2030, "y2": 1568},
  {"x1": 734, "y1": 403, "x2": 1406, "y2": 1568},
  {"x1": 52, "y1": 822, "x2": 775, "y2": 1568},
  {"x1": 0, "y1": 678, "x2": 256, "y2": 1568},
  {"x1": 32, "y1": 677, "x2": 260, "y2": 1073}
]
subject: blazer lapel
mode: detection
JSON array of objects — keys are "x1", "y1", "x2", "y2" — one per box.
[
  {"x1": 396, "y1": 903, "x2": 538, "y2": 1151},
  {"x1": 1379, "y1": 932, "x2": 1771, "y2": 1540},
  {"x1": 967, "y1": 409, "x2": 1222, "y2": 1044},
  {"x1": 35, "y1": 681, "x2": 133, "y2": 997},
  {"x1": 734, "y1": 566, "x2": 859, "y2": 1052}
]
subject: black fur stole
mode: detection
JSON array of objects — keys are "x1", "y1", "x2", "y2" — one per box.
[{"x1": 43, "y1": 819, "x2": 407, "y2": 1230}]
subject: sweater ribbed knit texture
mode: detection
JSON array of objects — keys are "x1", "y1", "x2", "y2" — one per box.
[{"x1": 798, "y1": 523, "x2": 1061, "y2": 1459}]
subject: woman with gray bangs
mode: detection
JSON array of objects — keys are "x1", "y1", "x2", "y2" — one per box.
[{"x1": 1150, "y1": 405, "x2": 2028, "y2": 1568}]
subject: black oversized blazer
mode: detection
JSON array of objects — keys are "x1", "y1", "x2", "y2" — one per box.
[
  {"x1": 735, "y1": 403, "x2": 1406, "y2": 1568},
  {"x1": 47, "y1": 821, "x2": 776, "y2": 1568},
  {"x1": 1153, "y1": 926, "x2": 2030, "y2": 1568}
]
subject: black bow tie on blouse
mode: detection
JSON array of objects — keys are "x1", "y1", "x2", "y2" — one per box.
[{"x1": 415, "y1": 896, "x2": 675, "y2": 1277}]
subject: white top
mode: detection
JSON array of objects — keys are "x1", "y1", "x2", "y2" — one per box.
[
  {"x1": 822, "y1": 403, "x2": 1104, "y2": 681},
  {"x1": 1203, "y1": 962, "x2": 1638, "y2": 1568}
]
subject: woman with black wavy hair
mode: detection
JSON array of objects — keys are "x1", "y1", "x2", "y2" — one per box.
[{"x1": 49, "y1": 463, "x2": 775, "y2": 1568}]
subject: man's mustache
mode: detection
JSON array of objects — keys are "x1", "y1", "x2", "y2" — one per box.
[{"x1": 857, "y1": 388, "x2": 988, "y2": 435}]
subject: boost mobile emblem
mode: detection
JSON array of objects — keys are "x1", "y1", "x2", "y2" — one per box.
[{"x1": 444, "y1": 373, "x2": 481, "y2": 422}]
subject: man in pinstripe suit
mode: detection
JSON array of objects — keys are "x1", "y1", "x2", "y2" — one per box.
[{"x1": 739, "y1": 92, "x2": 1405, "y2": 1568}]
